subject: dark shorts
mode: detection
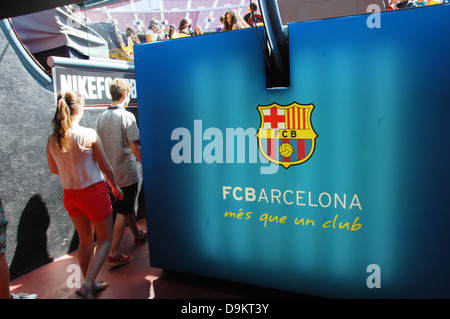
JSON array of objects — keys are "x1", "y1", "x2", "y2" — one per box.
[
  {"x1": 63, "y1": 181, "x2": 112, "y2": 222},
  {"x1": 112, "y1": 183, "x2": 138, "y2": 216}
]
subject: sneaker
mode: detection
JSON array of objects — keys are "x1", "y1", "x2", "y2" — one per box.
[
  {"x1": 10, "y1": 293, "x2": 38, "y2": 299},
  {"x1": 134, "y1": 230, "x2": 147, "y2": 245},
  {"x1": 107, "y1": 252, "x2": 133, "y2": 269}
]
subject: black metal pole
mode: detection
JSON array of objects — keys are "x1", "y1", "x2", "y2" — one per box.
[{"x1": 259, "y1": 0, "x2": 290, "y2": 88}]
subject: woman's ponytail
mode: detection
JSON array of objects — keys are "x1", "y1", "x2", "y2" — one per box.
[{"x1": 52, "y1": 91, "x2": 84, "y2": 153}]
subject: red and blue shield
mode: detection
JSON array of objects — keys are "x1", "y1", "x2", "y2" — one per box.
[{"x1": 257, "y1": 102, "x2": 318, "y2": 168}]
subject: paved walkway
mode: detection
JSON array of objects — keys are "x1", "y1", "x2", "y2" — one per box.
[{"x1": 10, "y1": 218, "x2": 309, "y2": 299}]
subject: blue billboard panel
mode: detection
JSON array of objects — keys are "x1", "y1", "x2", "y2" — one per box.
[{"x1": 135, "y1": 5, "x2": 450, "y2": 298}]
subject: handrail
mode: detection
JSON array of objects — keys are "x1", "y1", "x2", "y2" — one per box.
[{"x1": 47, "y1": 56, "x2": 135, "y2": 72}]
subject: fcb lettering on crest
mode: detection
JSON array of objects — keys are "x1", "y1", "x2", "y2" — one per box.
[{"x1": 257, "y1": 102, "x2": 318, "y2": 168}]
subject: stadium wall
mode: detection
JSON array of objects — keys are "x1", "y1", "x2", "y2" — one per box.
[{"x1": 0, "y1": 28, "x2": 104, "y2": 280}]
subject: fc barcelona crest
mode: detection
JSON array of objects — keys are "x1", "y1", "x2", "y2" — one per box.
[{"x1": 257, "y1": 102, "x2": 318, "y2": 168}]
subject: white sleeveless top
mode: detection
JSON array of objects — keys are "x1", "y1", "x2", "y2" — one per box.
[{"x1": 49, "y1": 126, "x2": 104, "y2": 190}]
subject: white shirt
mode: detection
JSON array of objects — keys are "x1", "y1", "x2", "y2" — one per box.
[
  {"x1": 48, "y1": 127, "x2": 104, "y2": 189},
  {"x1": 96, "y1": 106, "x2": 140, "y2": 188}
]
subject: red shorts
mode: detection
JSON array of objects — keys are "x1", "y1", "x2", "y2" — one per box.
[{"x1": 63, "y1": 182, "x2": 112, "y2": 221}]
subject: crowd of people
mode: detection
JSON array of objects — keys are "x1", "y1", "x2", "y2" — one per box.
[
  {"x1": 123, "y1": 0, "x2": 449, "y2": 46},
  {"x1": 388, "y1": 0, "x2": 449, "y2": 9},
  {"x1": 124, "y1": 0, "x2": 262, "y2": 46}
]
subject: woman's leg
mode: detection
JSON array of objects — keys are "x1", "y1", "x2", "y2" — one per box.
[
  {"x1": 71, "y1": 214, "x2": 94, "y2": 279},
  {"x1": 82, "y1": 214, "x2": 113, "y2": 293},
  {"x1": 69, "y1": 182, "x2": 113, "y2": 298}
]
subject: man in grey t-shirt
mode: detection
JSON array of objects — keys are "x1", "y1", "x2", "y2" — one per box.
[{"x1": 97, "y1": 78, "x2": 147, "y2": 268}]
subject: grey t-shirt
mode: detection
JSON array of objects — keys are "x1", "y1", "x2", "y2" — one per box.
[{"x1": 96, "y1": 106, "x2": 140, "y2": 187}]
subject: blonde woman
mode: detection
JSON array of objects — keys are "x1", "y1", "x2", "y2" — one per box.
[
  {"x1": 195, "y1": 25, "x2": 203, "y2": 36},
  {"x1": 46, "y1": 91, "x2": 123, "y2": 299}
]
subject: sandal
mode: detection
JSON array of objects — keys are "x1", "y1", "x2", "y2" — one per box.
[
  {"x1": 75, "y1": 285, "x2": 93, "y2": 299},
  {"x1": 92, "y1": 281, "x2": 108, "y2": 294},
  {"x1": 76, "y1": 281, "x2": 108, "y2": 299}
]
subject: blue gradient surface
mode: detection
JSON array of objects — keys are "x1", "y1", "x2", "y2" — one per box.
[{"x1": 135, "y1": 5, "x2": 450, "y2": 298}]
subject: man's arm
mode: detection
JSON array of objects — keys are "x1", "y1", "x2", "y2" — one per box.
[{"x1": 130, "y1": 141, "x2": 142, "y2": 163}]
